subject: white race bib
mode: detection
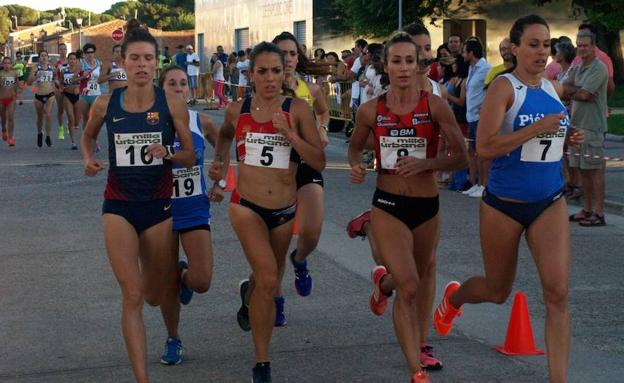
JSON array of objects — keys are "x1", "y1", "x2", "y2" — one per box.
[
  {"x1": 244, "y1": 132, "x2": 292, "y2": 169},
  {"x1": 520, "y1": 127, "x2": 566, "y2": 162},
  {"x1": 172, "y1": 166, "x2": 202, "y2": 199},
  {"x1": 84, "y1": 80, "x2": 100, "y2": 95},
  {"x1": 114, "y1": 132, "x2": 163, "y2": 167},
  {"x1": 111, "y1": 68, "x2": 127, "y2": 81},
  {"x1": 1, "y1": 77, "x2": 16, "y2": 87},
  {"x1": 63, "y1": 73, "x2": 74, "y2": 85},
  {"x1": 379, "y1": 136, "x2": 427, "y2": 170},
  {"x1": 36, "y1": 71, "x2": 53, "y2": 83}
]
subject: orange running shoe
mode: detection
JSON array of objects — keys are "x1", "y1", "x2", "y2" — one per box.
[
  {"x1": 411, "y1": 370, "x2": 430, "y2": 383},
  {"x1": 370, "y1": 265, "x2": 389, "y2": 316},
  {"x1": 433, "y1": 281, "x2": 462, "y2": 336}
]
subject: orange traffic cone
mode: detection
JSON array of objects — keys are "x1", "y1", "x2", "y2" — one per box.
[
  {"x1": 495, "y1": 292, "x2": 544, "y2": 356},
  {"x1": 225, "y1": 164, "x2": 237, "y2": 192},
  {"x1": 292, "y1": 215, "x2": 299, "y2": 236}
]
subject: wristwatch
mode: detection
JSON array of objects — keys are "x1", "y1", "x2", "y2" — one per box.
[{"x1": 215, "y1": 179, "x2": 226, "y2": 189}]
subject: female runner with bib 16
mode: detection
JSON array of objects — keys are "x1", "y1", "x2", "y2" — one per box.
[
  {"x1": 433, "y1": 15, "x2": 584, "y2": 383},
  {"x1": 80, "y1": 19, "x2": 195, "y2": 383},
  {"x1": 209, "y1": 42, "x2": 325, "y2": 383},
  {"x1": 349, "y1": 33, "x2": 467, "y2": 383}
]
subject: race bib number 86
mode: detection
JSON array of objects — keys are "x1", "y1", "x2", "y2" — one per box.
[
  {"x1": 380, "y1": 136, "x2": 427, "y2": 169},
  {"x1": 520, "y1": 127, "x2": 566, "y2": 162},
  {"x1": 244, "y1": 132, "x2": 292, "y2": 169},
  {"x1": 115, "y1": 132, "x2": 163, "y2": 167},
  {"x1": 172, "y1": 166, "x2": 202, "y2": 199}
]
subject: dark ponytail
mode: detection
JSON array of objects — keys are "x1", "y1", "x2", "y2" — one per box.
[{"x1": 121, "y1": 19, "x2": 158, "y2": 58}]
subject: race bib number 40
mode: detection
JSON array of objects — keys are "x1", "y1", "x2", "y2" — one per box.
[
  {"x1": 86, "y1": 81, "x2": 100, "y2": 94},
  {"x1": 244, "y1": 132, "x2": 292, "y2": 169},
  {"x1": 172, "y1": 166, "x2": 202, "y2": 199},
  {"x1": 520, "y1": 127, "x2": 566, "y2": 162},
  {"x1": 115, "y1": 132, "x2": 163, "y2": 167},
  {"x1": 380, "y1": 136, "x2": 427, "y2": 170}
]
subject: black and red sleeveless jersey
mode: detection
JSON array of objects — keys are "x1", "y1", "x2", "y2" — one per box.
[{"x1": 373, "y1": 92, "x2": 439, "y2": 175}]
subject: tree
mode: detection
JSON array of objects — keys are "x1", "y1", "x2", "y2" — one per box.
[
  {"x1": 3, "y1": 4, "x2": 39, "y2": 26},
  {"x1": 536, "y1": 0, "x2": 624, "y2": 83},
  {"x1": 334, "y1": 0, "x2": 456, "y2": 37},
  {"x1": 0, "y1": 7, "x2": 11, "y2": 44}
]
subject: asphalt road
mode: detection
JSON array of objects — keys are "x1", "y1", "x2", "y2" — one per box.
[{"x1": 1, "y1": 96, "x2": 623, "y2": 383}]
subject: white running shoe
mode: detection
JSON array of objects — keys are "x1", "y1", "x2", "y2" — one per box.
[
  {"x1": 462, "y1": 184, "x2": 479, "y2": 195},
  {"x1": 469, "y1": 185, "x2": 485, "y2": 198}
]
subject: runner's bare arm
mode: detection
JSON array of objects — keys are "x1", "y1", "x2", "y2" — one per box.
[
  {"x1": 166, "y1": 94, "x2": 195, "y2": 167},
  {"x1": 476, "y1": 77, "x2": 562, "y2": 160},
  {"x1": 282, "y1": 98, "x2": 325, "y2": 172},
  {"x1": 199, "y1": 113, "x2": 218, "y2": 147},
  {"x1": 309, "y1": 82, "x2": 330, "y2": 145},
  {"x1": 428, "y1": 95, "x2": 468, "y2": 171},
  {"x1": 210, "y1": 101, "x2": 238, "y2": 181},
  {"x1": 81, "y1": 95, "x2": 109, "y2": 175},
  {"x1": 348, "y1": 101, "x2": 374, "y2": 183}
]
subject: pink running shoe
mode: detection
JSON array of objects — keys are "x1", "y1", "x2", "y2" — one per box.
[
  {"x1": 411, "y1": 370, "x2": 430, "y2": 383},
  {"x1": 433, "y1": 281, "x2": 462, "y2": 336},
  {"x1": 370, "y1": 265, "x2": 389, "y2": 316},
  {"x1": 420, "y1": 344, "x2": 442, "y2": 370},
  {"x1": 347, "y1": 210, "x2": 371, "y2": 238},
  {"x1": 2, "y1": 129, "x2": 7, "y2": 141}
]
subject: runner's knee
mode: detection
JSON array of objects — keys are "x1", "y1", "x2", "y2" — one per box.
[
  {"x1": 254, "y1": 272, "x2": 279, "y2": 297},
  {"x1": 488, "y1": 284, "x2": 513, "y2": 305},
  {"x1": 542, "y1": 284, "x2": 568, "y2": 312},
  {"x1": 121, "y1": 287, "x2": 144, "y2": 309},
  {"x1": 395, "y1": 278, "x2": 420, "y2": 303}
]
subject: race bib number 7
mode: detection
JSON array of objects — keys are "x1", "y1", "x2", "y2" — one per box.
[
  {"x1": 172, "y1": 166, "x2": 202, "y2": 199},
  {"x1": 379, "y1": 136, "x2": 427, "y2": 170},
  {"x1": 520, "y1": 127, "x2": 566, "y2": 162},
  {"x1": 115, "y1": 132, "x2": 163, "y2": 167},
  {"x1": 244, "y1": 132, "x2": 292, "y2": 169}
]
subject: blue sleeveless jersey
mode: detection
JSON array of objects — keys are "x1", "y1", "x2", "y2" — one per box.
[
  {"x1": 488, "y1": 74, "x2": 569, "y2": 202},
  {"x1": 104, "y1": 86, "x2": 174, "y2": 201},
  {"x1": 171, "y1": 110, "x2": 211, "y2": 230}
]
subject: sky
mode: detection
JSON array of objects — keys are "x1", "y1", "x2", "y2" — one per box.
[{"x1": 0, "y1": 0, "x2": 119, "y2": 14}]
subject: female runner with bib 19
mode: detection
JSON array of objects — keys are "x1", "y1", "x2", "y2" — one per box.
[
  {"x1": 349, "y1": 33, "x2": 467, "y2": 383},
  {"x1": 210, "y1": 42, "x2": 325, "y2": 383},
  {"x1": 80, "y1": 19, "x2": 195, "y2": 383},
  {"x1": 433, "y1": 15, "x2": 584, "y2": 383}
]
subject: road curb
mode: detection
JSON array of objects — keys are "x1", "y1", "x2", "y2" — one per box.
[
  {"x1": 568, "y1": 197, "x2": 624, "y2": 217},
  {"x1": 606, "y1": 133, "x2": 624, "y2": 142}
]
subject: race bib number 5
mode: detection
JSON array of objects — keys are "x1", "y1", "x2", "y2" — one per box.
[
  {"x1": 115, "y1": 132, "x2": 163, "y2": 167},
  {"x1": 379, "y1": 136, "x2": 427, "y2": 169},
  {"x1": 172, "y1": 166, "x2": 202, "y2": 199},
  {"x1": 520, "y1": 127, "x2": 566, "y2": 162},
  {"x1": 244, "y1": 132, "x2": 292, "y2": 169}
]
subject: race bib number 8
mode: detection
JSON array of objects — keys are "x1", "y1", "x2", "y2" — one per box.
[
  {"x1": 244, "y1": 132, "x2": 292, "y2": 169},
  {"x1": 115, "y1": 132, "x2": 163, "y2": 167},
  {"x1": 520, "y1": 127, "x2": 566, "y2": 162},
  {"x1": 172, "y1": 166, "x2": 202, "y2": 199},
  {"x1": 379, "y1": 136, "x2": 427, "y2": 170}
]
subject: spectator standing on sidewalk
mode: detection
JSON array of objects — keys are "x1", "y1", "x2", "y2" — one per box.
[
  {"x1": 186, "y1": 45, "x2": 201, "y2": 104},
  {"x1": 571, "y1": 24, "x2": 615, "y2": 98},
  {"x1": 484, "y1": 38, "x2": 514, "y2": 86},
  {"x1": 565, "y1": 30, "x2": 608, "y2": 226}
]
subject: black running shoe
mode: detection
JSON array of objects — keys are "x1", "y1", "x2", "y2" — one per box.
[
  {"x1": 45, "y1": 136, "x2": 52, "y2": 147},
  {"x1": 252, "y1": 362, "x2": 271, "y2": 383},
  {"x1": 237, "y1": 279, "x2": 251, "y2": 332},
  {"x1": 37, "y1": 133, "x2": 43, "y2": 147}
]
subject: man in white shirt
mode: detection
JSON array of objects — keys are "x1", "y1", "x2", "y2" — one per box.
[
  {"x1": 235, "y1": 50, "x2": 250, "y2": 100},
  {"x1": 186, "y1": 45, "x2": 201, "y2": 104}
]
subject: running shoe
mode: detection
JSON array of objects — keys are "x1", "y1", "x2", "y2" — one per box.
[
  {"x1": 57, "y1": 124, "x2": 65, "y2": 140},
  {"x1": 8, "y1": 138, "x2": 15, "y2": 147},
  {"x1": 347, "y1": 210, "x2": 371, "y2": 238},
  {"x1": 160, "y1": 336, "x2": 183, "y2": 365},
  {"x1": 274, "y1": 296, "x2": 287, "y2": 327},
  {"x1": 468, "y1": 185, "x2": 485, "y2": 198},
  {"x1": 252, "y1": 362, "x2": 272, "y2": 383},
  {"x1": 179, "y1": 260, "x2": 193, "y2": 305},
  {"x1": 45, "y1": 135, "x2": 52, "y2": 147},
  {"x1": 433, "y1": 281, "x2": 462, "y2": 336},
  {"x1": 411, "y1": 370, "x2": 430, "y2": 383},
  {"x1": 420, "y1": 344, "x2": 443, "y2": 370},
  {"x1": 1, "y1": 128, "x2": 7, "y2": 141},
  {"x1": 237, "y1": 279, "x2": 251, "y2": 332},
  {"x1": 37, "y1": 133, "x2": 43, "y2": 147},
  {"x1": 462, "y1": 184, "x2": 479, "y2": 195},
  {"x1": 290, "y1": 250, "x2": 312, "y2": 296},
  {"x1": 71, "y1": 143, "x2": 78, "y2": 150},
  {"x1": 370, "y1": 265, "x2": 389, "y2": 316}
]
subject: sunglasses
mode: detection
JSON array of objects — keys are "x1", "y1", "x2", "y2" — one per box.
[{"x1": 85, "y1": 50, "x2": 95, "y2": 54}]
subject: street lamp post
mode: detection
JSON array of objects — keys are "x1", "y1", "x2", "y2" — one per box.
[
  {"x1": 398, "y1": 0, "x2": 403, "y2": 31},
  {"x1": 56, "y1": 22, "x2": 62, "y2": 52},
  {"x1": 76, "y1": 18, "x2": 83, "y2": 49},
  {"x1": 11, "y1": 15, "x2": 18, "y2": 31},
  {"x1": 30, "y1": 32, "x2": 35, "y2": 53}
]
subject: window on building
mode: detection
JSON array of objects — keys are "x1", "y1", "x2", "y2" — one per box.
[
  {"x1": 235, "y1": 28, "x2": 250, "y2": 52},
  {"x1": 294, "y1": 21, "x2": 306, "y2": 45},
  {"x1": 443, "y1": 19, "x2": 487, "y2": 53}
]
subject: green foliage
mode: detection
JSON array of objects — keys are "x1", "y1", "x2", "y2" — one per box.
[
  {"x1": 0, "y1": 7, "x2": 10, "y2": 44},
  {"x1": 535, "y1": 0, "x2": 624, "y2": 32},
  {"x1": 104, "y1": 1, "x2": 194, "y2": 31},
  {"x1": 609, "y1": 86, "x2": 624, "y2": 108},
  {"x1": 607, "y1": 114, "x2": 624, "y2": 136},
  {"x1": 334, "y1": 0, "x2": 456, "y2": 37},
  {"x1": 3, "y1": 4, "x2": 39, "y2": 25}
]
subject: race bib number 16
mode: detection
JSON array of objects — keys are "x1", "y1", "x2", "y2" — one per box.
[
  {"x1": 379, "y1": 136, "x2": 427, "y2": 170},
  {"x1": 244, "y1": 132, "x2": 292, "y2": 169},
  {"x1": 115, "y1": 132, "x2": 163, "y2": 167}
]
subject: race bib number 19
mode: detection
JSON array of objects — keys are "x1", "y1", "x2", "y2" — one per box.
[
  {"x1": 520, "y1": 127, "x2": 566, "y2": 162},
  {"x1": 379, "y1": 136, "x2": 427, "y2": 169},
  {"x1": 115, "y1": 132, "x2": 163, "y2": 167},
  {"x1": 244, "y1": 132, "x2": 292, "y2": 169},
  {"x1": 172, "y1": 166, "x2": 202, "y2": 199}
]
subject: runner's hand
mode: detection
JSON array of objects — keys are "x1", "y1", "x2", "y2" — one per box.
[
  {"x1": 209, "y1": 160, "x2": 223, "y2": 181},
  {"x1": 396, "y1": 156, "x2": 429, "y2": 177},
  {"x1": 319, "y1": 127, "x2": 329, "y2": 147},
  {"x1": 209, "y1": 184, "x2": 225, "y2": 202},
  {"x1": 273, "y1": 112, "x2": 297, "y2": 141},
  {"x1": 84, "y1": 158, "x2": 105, "y2": 176},
  {"x1": 146, "y1": 144, "x2": 167, "y2": 160},
  {"x1": 536, "y1": 112, "x2": 564, "y2": 135},
  {"x1": 569, "y1": 126, "x2": 584, "y2": 147},
  {"x1": 350, "y1": 163, "x2": 367, "y2": 183}
]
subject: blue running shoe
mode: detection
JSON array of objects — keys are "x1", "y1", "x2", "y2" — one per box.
[
  {"x1": 160, "y1": 336, "x2": 183, "y2": 365},
  {"x1": 274, "y1": 296, "x2": 287, "y2": 327},
  {"x1": 237, "y1": 279, "x2": 251, "y2": 332},
  {"x1": 290, "y1": 250, "x2": 312, "y2": 296},
  {"x1": 179, "y1": 260, "x2": 193, "y2": 305},
  {"x1": 252, "y1": 362, "x2": 272, "y2": 383}
]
